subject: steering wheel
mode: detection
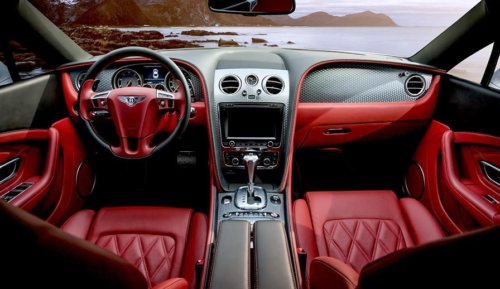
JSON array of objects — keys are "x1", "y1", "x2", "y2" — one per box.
[{"x1": 78, "y1": 47, "x2": 191, "y2": 159}]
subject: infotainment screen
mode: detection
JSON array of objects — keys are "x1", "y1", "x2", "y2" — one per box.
[{"x1": 221, "y1": 104, "x2": 283, "y2": 141}]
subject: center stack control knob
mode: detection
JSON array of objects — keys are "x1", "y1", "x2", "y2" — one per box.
[{"x1": 231, "y1": 158, "x2": 240, "y2": 166}]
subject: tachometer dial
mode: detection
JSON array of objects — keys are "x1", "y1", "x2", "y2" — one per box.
[{"x1": 112, "y1": 68, "x2": 143, "y2": 88}]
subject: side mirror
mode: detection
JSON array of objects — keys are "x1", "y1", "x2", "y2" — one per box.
[
  {"x1": 209, "y1": 0, "x2": 295, "y2": 15},
  {"x1": 490, "y1": 68, "x2": 500, "y2": 90}
]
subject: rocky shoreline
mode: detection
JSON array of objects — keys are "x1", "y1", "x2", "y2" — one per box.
[
  {"x1": 61, "y1": 26, "x2": 281, "y2": 55},
  {"x1": 1, "y1": 26, "x2": 284, "y2": 74}
]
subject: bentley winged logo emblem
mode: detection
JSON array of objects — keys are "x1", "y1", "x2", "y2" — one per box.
[{"x1": 118, "y1": 96, "x2": 145, "y2": 107}]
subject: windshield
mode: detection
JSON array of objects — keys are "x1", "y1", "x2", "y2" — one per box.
[{"x1": 31, "y1": 0, "x2": 479, "y2": 57}]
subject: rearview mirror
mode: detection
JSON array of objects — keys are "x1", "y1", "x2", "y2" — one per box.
[{"x1": 209, "y1": 0, "x2": 295, "y2": 15}]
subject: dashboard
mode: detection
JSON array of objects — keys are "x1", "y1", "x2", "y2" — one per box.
[{"x1": 61, "y1": 48, "x2": 442, "y2": 191}]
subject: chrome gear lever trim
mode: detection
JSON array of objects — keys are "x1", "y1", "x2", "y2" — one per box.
[{"x1": 243, "y1": 154, "x2": 259, "y2": 195}]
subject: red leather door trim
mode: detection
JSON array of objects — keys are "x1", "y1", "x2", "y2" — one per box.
[
  {"x1": 0, "y1": 129, "x2": 60, "y2": 211},
  {"x1": 62, "y1": 72, "x2": 79, "y2": 117},
  {"x1": 441, "y1": 131, "x2": 500, "y2": 225},
  {"x1": 0, "y1": 130, "x2": 49, "y2": 193},
  {"x1": 295, "y1": 75, "x2": 440, "y2": 148}
]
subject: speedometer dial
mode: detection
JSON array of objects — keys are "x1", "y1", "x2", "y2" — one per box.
[
  {"x1": 165, "y1": 69, "x2": 192, "y2": 92},
  {"x1": 112, "y1": 68, "x2": 143, "y2": 88},
  {"x1": 165, "y1": 68, "x2": 196, "y2": 100}
]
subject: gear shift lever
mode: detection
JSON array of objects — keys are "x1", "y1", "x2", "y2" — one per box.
[
  {"x1": 243, "y1": 154, "x2": 259, "y2": 195},
  {"x1": 234, "y1": 153, "x2": 267, "y2": 210}
]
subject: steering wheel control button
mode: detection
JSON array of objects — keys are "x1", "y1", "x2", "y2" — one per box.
[
  {"x1": 91, "y1": 110, "x2": 109, "y2": 117},
  {"x1": 157, "y1": 91, "x2": 174, "y2": 99},
  {"x1": 91, "y1": 91, "x2": 110, "y2": 108}
]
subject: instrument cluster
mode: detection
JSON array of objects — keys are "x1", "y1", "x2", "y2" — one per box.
[{"x1": 73, "y1": 63, "x2": 202, "y2": 102}]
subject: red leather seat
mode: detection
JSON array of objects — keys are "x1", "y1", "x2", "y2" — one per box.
[
  {"x1": 61, "y1": 206, "x2": 207, "y2": 289},
  {"x1": 293, "y1": 190, "x2": 445, "y2": 288},
  {"x1": 0, "y1": 201, "x2": 202, "y2": 289},
  {"x1": 309, "y1": 225, "x2": 500, "y2": 289}
]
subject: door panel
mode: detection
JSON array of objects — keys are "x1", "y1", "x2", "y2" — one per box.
[
  {"x1": 441, "y1": 131, "x2": 500, "y2": 226},
  {"x1": 0, "y1": 74, "x2": 92, "y2": 223},
  {"x1": 408, "y1": 75, "x2": 500, "y2": 234},
  {"x1": 0, "y1": 129, "x2": 59, "y2": 212}
]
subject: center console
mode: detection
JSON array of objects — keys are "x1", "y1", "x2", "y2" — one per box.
[
  {"x1": 206, "y1": 53, "x2": 299, "y2": 289},
  {"x1": 211, "y1": 66, "x2": 290, "y2": 224}
]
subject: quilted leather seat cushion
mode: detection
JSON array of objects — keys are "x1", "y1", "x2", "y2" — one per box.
[
  {"x1": 323, "y1": 219, "x2": 408, "y2": 272},
  {"x1": 96, "y1": 234, "x2": 176, "y2": 287},
  {"x1": 62, "y1": 206, "x2": 207, "y2": 289},
  {"x1": 294, "y1": 191, "x2": 444, "y2": 272}
]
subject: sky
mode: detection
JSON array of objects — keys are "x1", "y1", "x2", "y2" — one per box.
[{"x1": 290, "y1": 0, "x2": 481, "y2": 27}]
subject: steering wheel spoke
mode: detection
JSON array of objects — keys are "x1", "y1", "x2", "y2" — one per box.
[
  {"x1": 111, "y1": 136, "x2": 155, "y2": 159},
  {"x1": 78, "y1": 47, "x2": 191, "y2": 159}
]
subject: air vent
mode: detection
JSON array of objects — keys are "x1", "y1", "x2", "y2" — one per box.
[
  {"x1": 405, "y1": 74, "x2": 426, "y2": 97},
  {"x1": 263, "y1": 76, "x2": 284, "y2": 95},
  {"x1": 219, "y1": 75, "x2": 241, "y2": 94}
]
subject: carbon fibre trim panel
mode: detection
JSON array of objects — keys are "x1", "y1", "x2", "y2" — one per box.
[{"x1": 300, "y1": 63, "x2": 433, "y2": 103}]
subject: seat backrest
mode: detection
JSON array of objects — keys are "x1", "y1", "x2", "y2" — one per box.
[
  {"x1": 0, "y1": 201, "x2": 148, "y2": 289},
  {"x1": 358, "y1": 225, "x2": 500, "y2": 289}
]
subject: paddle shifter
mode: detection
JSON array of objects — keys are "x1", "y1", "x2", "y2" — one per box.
[{"x1": 235, "y1": 153, "x2": 267, "y2": 210}]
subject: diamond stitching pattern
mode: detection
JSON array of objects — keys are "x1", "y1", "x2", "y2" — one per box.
[
  {"x1": 323, "y1": 219, "x2": 407, "y2": 272},
  {"x1": 96, "y1": 234, "x2": 176, "y2": 287}
]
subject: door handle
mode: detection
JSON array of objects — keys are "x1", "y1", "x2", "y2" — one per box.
[
  {"x1": 324, "y1": 128, "x2": 351, "y2": 135},
  {"x1": 481, "y1": 161, "x2": 500, "y2": 187},
  {"x1": 0, "y1": 157, "x2": 20, "y2": 185}
]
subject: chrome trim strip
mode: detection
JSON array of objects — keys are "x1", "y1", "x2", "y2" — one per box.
[
  {"x1": 0, "y1": 157, "x2": 20, "y2": 185},
  {"x1": 481, "y1": 161, "x2": 500, "y2": 187}
]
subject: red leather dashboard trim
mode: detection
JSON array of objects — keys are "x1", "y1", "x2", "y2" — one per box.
[
  {"x1": 0, "y1": 130, "x2": 49, "y2": 143},
  {"x1": 62, "y1": 72, "x2": 79, "y2": 117},
  {"x1": 294, "y1": 61, "x2": 441, "y2": 148},
  {"x1": 46, "y1": 118, "x2": 90, "y2": 225}
]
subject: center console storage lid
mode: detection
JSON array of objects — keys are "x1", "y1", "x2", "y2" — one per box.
[
  {"x1": 254, "y1": 221, "x2": 297, "y2": 289},
  {"x1": 210, "y1": 221, "x2": 251, "y2": 289}
]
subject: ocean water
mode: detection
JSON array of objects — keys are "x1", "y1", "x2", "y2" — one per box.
[{"x1": 119, "y1": 26, "x2": 446, "y2": 57}]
